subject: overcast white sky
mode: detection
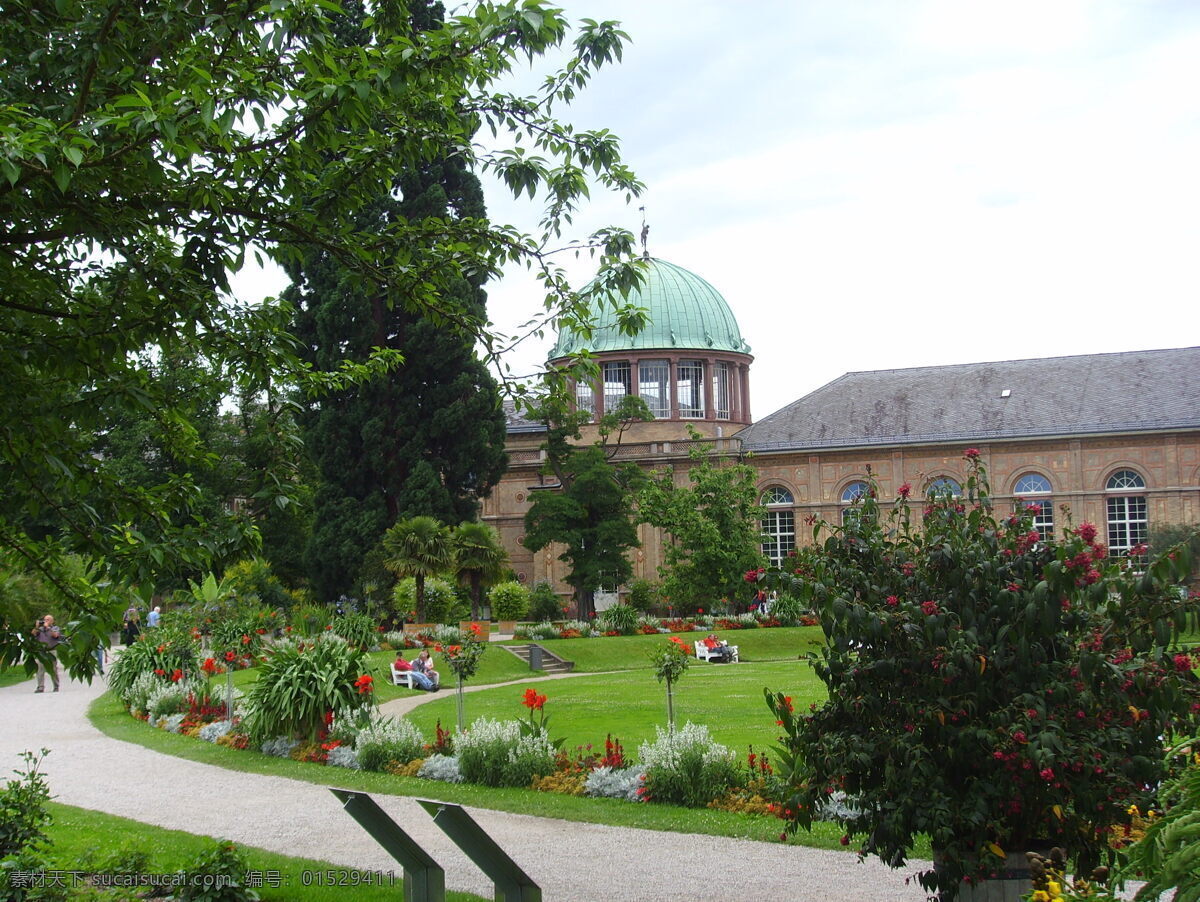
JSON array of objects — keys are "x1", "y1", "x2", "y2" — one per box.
[{"x1": 235, "y1": 0, "x2": 1200, "y2": 420}]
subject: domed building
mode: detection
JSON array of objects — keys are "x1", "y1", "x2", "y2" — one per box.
[
  {"x1": 480, "y1": 255, "x2": 1200, "y2": 607},
  {"x1": 548, "y1": 257, "x2": 754, "y2": 439}
]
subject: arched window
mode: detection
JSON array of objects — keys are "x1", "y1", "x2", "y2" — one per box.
[
  {"x1": 1014, "y1": 473, "x2": 1053, "y2": 539},
  {"x1": 840, "y1": 480, "x2": 869, "y2": 525},
  {"x1": 1106, "y1": 469, "x2": 1147, "y2": 558},
  {"x1": 760, "y1": 486, "x2": 795, "y2": 566},
  {"x1": 926, "y1": 477, "x2": 962, "y2": 498}
]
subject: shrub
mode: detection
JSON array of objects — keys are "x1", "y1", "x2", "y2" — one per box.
[
  {"x1": 765, "y1": 593, "x2": 804, "y2": 625},
  {"x1": 418, "y1": 754, "x2": 463, "y2": 783},
  {"x1": 223, "y1": 558, "x2": 292, "y2": 612},
  {"x1": 393, "y1": 577, "x2": 461, "y2": 625},
  {"x1": 626, "y1": 579, "x2": 659, "y2": 613},
  {"x1": 198, "y1": 721, "x2": 233, "y2": 744},
  {"x1": 488, "y1": 581, "x2": 529, "y2": 621},
  {"x1": 354, "y1": 716, "x2": 425, "y2": 772},
  {"x1": 330, "y1": 611, "x2": 378, "y2": 651},
  {"x1": 584, "y1": 766, "x2": 647, "y2": 802},
  {"x1": 638, "y1": 723, "x2": 738, "y2": 807},
  {"x1": 527, "y1": 582, "x2": 563, "y2": 622},
  {"x1": 242, "y1": 635, "x2": 373, "y2": 741},
  {"x1": 260, "y1": 737, "x2": 299, "y2": 758},
  {"x1": 0, "y1": 750, "x2": 52, "y2": 859},
  {"x1": 326, "y1": 745, "x2": 360, "y2": 769},
  {"x1": 600, "y1": 604, "x2": 638, "y2": 635},
  {"x1": 522, "y1": 621, "x2": 559, "y2": 641},
  {"x1": 455, "y1": 718, "x2": 554, "y2": 787},
  {"x1": 109, "y1": 633, "x2": 199, "y2": 701},
  {"x1": 768, "y1": 453, "x2": 1200, "y2": 898},
  {"x1": 176, "y1": 839, "x2": 260, "y2": 902},
  {"x1": 289, "y1": 602, "x2": 330, "y2": 637}
]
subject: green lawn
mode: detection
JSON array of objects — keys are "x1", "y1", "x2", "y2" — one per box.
[
  {"x1": 39, "y1": 802, "x2": 486, "y2": 901},
  {"x1": 404, "y1": 660, "x2": 822, "y2": 755},
  {"x1": 512, "y1": 625, "x2": 826, "y2": 673}
]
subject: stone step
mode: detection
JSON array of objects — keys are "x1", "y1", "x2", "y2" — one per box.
[{"x1": 502, "y1": 643, "x2": 575, "y2": 674}]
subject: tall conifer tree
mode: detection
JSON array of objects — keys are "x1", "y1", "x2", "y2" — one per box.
[{"x1": 288, "y1": 1, "x2": 508, "y2": 601}]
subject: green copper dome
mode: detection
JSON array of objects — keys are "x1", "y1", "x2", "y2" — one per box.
[{"x1": 549, "y1": 257, "x2": 751, "y2": 359}]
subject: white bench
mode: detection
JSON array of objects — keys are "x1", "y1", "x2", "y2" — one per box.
[
  {"x1": 391, "y1": 662, "x2": 430, "y2": 689},
  {"x1": 694, "y1": 640, "x2": 739, "y2": 663}
]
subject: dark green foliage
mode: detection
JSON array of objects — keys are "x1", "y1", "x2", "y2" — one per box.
[
  {"x1": 524, "y1": 445, "x2": 643, "y2": 618},
  {"x1": 382, "y1": 517, "x2": 455, "y2": 622},
  {"x1": 600, "y1": 603, "x2": 638, "y2": 635},
  {"x1": 638, "y1": 434, "x2": 766, "y2": 609},
  {"x1": 291, "y1": 3, "x2": 508, "y2": 604},
  {"x1": 452, "y1": 523, "x2": 508, "y2": 619},
  {"x1": 0, "y1": 751, "x2": 52, "y2": 859},
  {"x1": 330, "y1": 612, "x2": 378, "y2": 651},
  {"x1": 626, "y1": 579, "x2": 660, "y2": 613},
  {"x1": 223, "y1": 559, "x2": 294, "y2": 613},
  {"x1": 243, "y1": 636, "x2": 373, "y2": 741},
  {"x1": 489, "y1": 581, "x2": 530, "y2": 621},
  {"x1": 108, "y1": 634, "x2": 199, "y2": 701},
  {"x1": 528, "y1": 582, "x2": 564, "y2": 621},
  {"x1": 0, "y1": 0, "x2": 641, "y2": 673},
  {"x1": 177, "y1": 840, "x2": 260, "y2": 902},
  {"x1": 643, "y1": 743, "x2": 739, "y2": 808},
  {"x1": 766, "y1": 453, "x2": 1200, "y2": 899}
]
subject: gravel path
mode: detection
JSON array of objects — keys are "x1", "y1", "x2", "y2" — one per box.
[{"x1": 1, "y1": 671, "x2": 936, "y2": 901}]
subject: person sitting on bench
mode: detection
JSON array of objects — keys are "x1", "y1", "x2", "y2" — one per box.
[
  {"x1": 702, "y1": 633, "x2": 734, "y2": 663},
  {"x1": 394, "y1": 652, "x2": 435, "y2": 691}
]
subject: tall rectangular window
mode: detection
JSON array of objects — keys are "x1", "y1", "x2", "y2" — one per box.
[
  {"x1": 712, "y1": 361, "x2": 730, "y2": 420},
  {"x1": 603, "y1": 361, "x2": 631, "y2": 412},
  {"x1": 1107, "y1": 495, "x2": 1147, "y2": 556},
  {"x1": 639, "y1": 359, "x2": 670, "y2": 418},
  {"x1": 677, "y1": 359, "x2": 704, "y2": 418},
  {"x1": 574, "y1": 379, "x2": 595, "y2": 417}
]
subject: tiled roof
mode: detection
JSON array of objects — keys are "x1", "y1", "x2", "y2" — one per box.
[
  {"x1": 549, "y1": 257, "x2": 751, "y2": 359},
  {"x1": 737, "y1": 347, "x2": 1200, "y2": 452}
]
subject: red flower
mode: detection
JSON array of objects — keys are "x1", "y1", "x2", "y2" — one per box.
[
  {"x1": 224, "y1": 650, "x2": 236, "y2": 662},
  {"x1": 1076, "y1": 522, "x2": 1098, "y2": 543},
  {"x1": 885, "y1": 595, "x2": 899, "y2": 607},
  {"x1": 522, "y1": 688, "x2": 547, "y2": 710},
  {"x1": 354, "y1": 674, "x2": 374, "y2": 694},
  {"x1": 255, "y1": 628, "x2": 266, "y2": 635},
  {"x1": 898, "y1": 482, "x2": 912, "y2": 500},
  {"x1": 697, "y1": 607, "x2": 704, "y2": 614},
  {"x1": 324, "y1": 710, "x2": 334, "y2": 726},
  {"x1": 1174, "y1": 653, "x2": 1193, "y2": 673},
  {"x1": 921, "y1": 600, "x2": 939, "y2": 616},
  {"x1": 241, "y1": 634, "x2": 251, "y2": 645},
  {"x1": 170, "y1": 668, "x2": 183, "y2": 682},
  {"x1": 154, "y1": 668, "x2": 165, "y2": 677},
  {"x1": 201, "y1": 657, "x2": 217, "y2": 675},
  {"x1": 840, "y1": 835, "x2": 850, "y2": 846},
  {"x1": 467, "y1": 622, "x2": 482, "y2": 637},
  {"x1": 964, "y1": 448, "x2": 981, "y2": 460}
]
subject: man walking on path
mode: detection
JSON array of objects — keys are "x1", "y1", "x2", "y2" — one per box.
[{"x1": 32, "y1": 614, "x2": 64, "y2": 692}]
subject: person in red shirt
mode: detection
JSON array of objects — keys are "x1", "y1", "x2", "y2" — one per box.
[{"x1": 393, "y1": 653, "x2": 435, "y2": 691}]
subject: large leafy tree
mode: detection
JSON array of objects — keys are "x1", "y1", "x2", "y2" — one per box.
[
  {"x1": 291, "y1": 1, "x2": 509, "y2": 602},
  {"x1": 637, "y1": 430, "x2": 766, "y2": 610},
  {"x1": 523, "y1": 396, "x2": 650, "y2": 618},
  {"x1": 0, "y1": 0, "x2": 645, "y2": 674}
]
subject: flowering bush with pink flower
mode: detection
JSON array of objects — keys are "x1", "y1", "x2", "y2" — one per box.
[{"x1": 765, "y1": 453, "x2": 1200, "y2": 900}]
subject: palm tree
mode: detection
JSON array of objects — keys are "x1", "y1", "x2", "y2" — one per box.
[
  {"x1": 381, "y1": 516, "x2": 453, "y2": 623},
  {"x1": 451, "y1": 522, "x2": 507, "y2": 620}
]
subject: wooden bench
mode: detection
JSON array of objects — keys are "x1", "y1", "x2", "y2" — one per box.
[{"x1": 694, "y1": 640, "x2": 739, "y2": 663}]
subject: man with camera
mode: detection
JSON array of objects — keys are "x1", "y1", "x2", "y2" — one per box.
[{"x1": 32, "y1": 614, "x2": 64, "y2": 693}]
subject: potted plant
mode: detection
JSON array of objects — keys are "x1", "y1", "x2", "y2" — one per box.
[{"x1": 766, "y1": 451, "x2": 1199, "y2": 900}]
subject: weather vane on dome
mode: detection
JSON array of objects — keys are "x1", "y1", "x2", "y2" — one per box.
[{"x1": 639, "y1": 205, "x2": 649, "y2": 259}]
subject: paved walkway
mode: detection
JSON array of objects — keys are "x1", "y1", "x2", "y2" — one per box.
[{"x1": 1, "y1": 671, "x2": 936, "y2": 901}]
